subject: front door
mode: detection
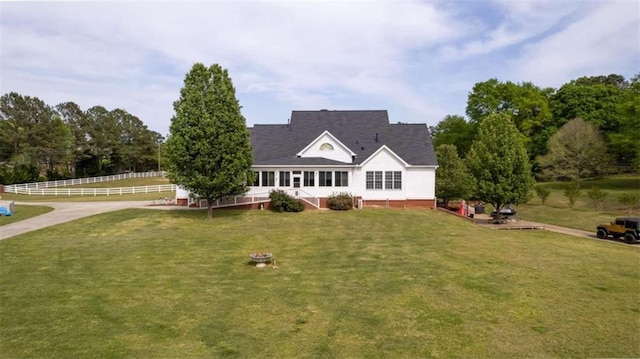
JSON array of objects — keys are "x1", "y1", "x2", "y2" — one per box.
[{"x1": 293, "y1": 176, "x2": 301, "y2": 188}]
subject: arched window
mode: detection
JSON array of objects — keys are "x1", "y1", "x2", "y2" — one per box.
[{"x1": 320, "y1": 143, "x2": 334, "y2": 151}]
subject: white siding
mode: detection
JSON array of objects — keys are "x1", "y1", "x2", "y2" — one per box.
[
  {"x1": 357, "y1": 148, "x2": 407, "y2": 200},
  {"x1": 298, "y1": 133, "x2": 353, "y2": 163},
  {"x1": 405, "y1": 167, "x2": 436, "y2": 199}
]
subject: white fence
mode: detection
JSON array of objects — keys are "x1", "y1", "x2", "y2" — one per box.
[
  {"x1": 3, "y1": 171, "x2": 171, "y2": 196},
  {"x1": 8, "y1": 184, "x2": 176, "y2": 196}
]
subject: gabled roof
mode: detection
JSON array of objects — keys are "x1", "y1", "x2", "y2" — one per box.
[
  {"x1": 296, "y1": 130, "x2": 356, "y2": 158},
  {"x1": 249, "y1": 110, "x2": 438, "y2": 166},
  {"x1": 359, "y1": 145, "x2": 409, "y2": 167}
]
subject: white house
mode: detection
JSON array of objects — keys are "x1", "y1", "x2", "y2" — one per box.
[{"x1": 177, "y1": 110, "x2": 438, "y2": 209}]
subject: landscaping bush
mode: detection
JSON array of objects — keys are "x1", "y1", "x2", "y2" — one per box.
[
  {"x1": 327, "y1": 192, "x2": 354, "y2": 210},
  {"x1": 563, "y1": 182, "x2": 581, "y2": 208},
  {"x1": 534, "y1": 186, "x2": 551, "y2": 205},
  {"x1": 269, "y1": 190, "x2": 304, "y2": 212},
  {"x1": 618, "y1": 193, "x2": 640, "y2": 214},
  {"x1": 586, "y1": 187, "x2": 608, "y2": 212}
]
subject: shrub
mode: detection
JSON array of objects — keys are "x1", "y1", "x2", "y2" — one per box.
[
  {"x1": 586, "y1": 187, "x2": 608, "y2": 212},
  {"x1": 563, "y1": 182, "x2": 581, "y2": 208},
  {"x1": 327, "y1": 192, "x2": 354, "y2": 210},
  {"x1": 269, "y1": 190, "x2": 304, "y2": 212},
  {"x1": 534, "y1": 186, "x2": 550, "y2": 205},
  {"x1": 618, "y1": 193, "x2": 640, "y2": 214}
]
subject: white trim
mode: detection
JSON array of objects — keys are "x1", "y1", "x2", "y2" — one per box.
[{"x1": 296, "y1": 130, "x2": 357, "y2": 158}]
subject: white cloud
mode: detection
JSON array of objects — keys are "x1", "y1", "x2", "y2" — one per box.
[
  {"x1": 512, "y1": 0, "x2": 639, "y2": 87},
  {"x1": 0, "y1": 0, "x2": 638, "y2": 133},
  {"x1": 439, "y1": 0, "x2": 584, "y2": 59}
]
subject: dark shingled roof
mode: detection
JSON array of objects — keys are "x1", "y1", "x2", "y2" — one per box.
[{"x1": 249, "y1": 110, "x2": 438, "y2": 166}]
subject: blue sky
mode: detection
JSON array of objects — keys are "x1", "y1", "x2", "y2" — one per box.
[{"x1": 1, "y1": 0, "x2": 638, "y2": 136}]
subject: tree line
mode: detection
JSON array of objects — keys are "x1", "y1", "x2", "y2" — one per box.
[
  {"x1": 433, "y1": 73, "x2": 638, "y2": 209},
  {"x1": 432, "y1": 73, "x2": 640, "y2": 179},
  {"x1": 0, "y1": 92, "x2": 163, "y2": 184}
]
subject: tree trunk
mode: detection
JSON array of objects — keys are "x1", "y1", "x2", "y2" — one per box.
[
  {"x1": 493, "y1": 202, "x2": 503, "y2": 220},
  {"x1": 207, "y1": 202, "x2": 213, "y2": 219}
]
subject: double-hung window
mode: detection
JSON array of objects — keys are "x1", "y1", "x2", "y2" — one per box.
[
  {"x1": 385, "y1": 171, "x2": 402, "y2": 189},
  {"x1": 366, "y1": 171, "x2": 383, "y2": 189}
]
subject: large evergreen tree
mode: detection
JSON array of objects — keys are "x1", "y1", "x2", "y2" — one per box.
[
  {"x1": 165, "y1": 63, "x2": 253, "y2": 219},
  {"x1": 466, "y1": 113, "x2": 534, "y2": 217}
]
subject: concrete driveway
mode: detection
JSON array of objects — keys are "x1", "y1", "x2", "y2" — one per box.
[{"x1": 0, "y1": 201, "x2": 193, "y2": 241}]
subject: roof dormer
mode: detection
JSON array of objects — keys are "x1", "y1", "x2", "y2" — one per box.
[{"x1": 297, "y1": 130, "x2": 356, "y2": 163}]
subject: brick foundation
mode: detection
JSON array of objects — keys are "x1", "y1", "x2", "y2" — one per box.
[
  {"x1": 176, "y1": 198, "x2": 188, "y2": 206},
  {"x1": 359, "y1": 199, "x2": 436, "y2": 209},
  {"x1": 177, "y1": 197, "x2": 436, "y2": 210}
]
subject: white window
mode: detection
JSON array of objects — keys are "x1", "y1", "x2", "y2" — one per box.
[
  {"x1": 279, "y1": 171, "x2": 290, "y2": 187},
  {"x1": 320, "y1": 143, "x2": 334, "y2": 151},
  {"x1": 385, "y1": 171, "x2": 402, "y2": 190},
  {"x1": 303, "y1": 171, "x2": 315, "y2": 187},
  {"x1": 366, "y1": 171, "x2": 383, "y2": 190},
  {"x1": 334, "y1": 171, "x2": 348, "y2": 187},
  {"x1": 261, "y1": 171, "x2": 275, "y2": 186},
  {"x1": 319, "y1": 171, "x2": 332, "y2": 187}
]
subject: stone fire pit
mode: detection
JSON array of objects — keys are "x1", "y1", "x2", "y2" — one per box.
[{"x1": 249, "y1": 252, "x2": 273, "y2": 264}]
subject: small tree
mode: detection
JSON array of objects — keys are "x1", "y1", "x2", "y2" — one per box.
[
  {"x1": 466, "y1": 113, "x2": 534, "y2": 218},
  {"x1": 435, "y1": 144, "x2": 475, "y2": 208},
  {"x1": 586, "y1": 187, "x2": 608, "y2": 212},
  {"x1": 534, "y1": 186, "x2": 551, "y2": 205},
  {"x1": 165, "y1": 63, "x2": 253, "y2": 219},
  {"x1": 618, "y1": 193, "x2": 640, "y2": 214},
  {"x1": 563, "y1": 182, "x2": 581, "y2": 208}
]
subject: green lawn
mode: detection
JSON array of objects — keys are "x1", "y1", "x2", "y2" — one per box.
[
  {"x1": 1, "y1": 209, "x2": 638, "y2": 358},
  {"x1": 0, "y1": 205, "x2": 54, "y2": 226},
  {"x1": 518, "y1": 176, "x2": 640, "y2": 231}
]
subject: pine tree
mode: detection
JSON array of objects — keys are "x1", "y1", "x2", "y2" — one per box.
[{"x1": 165, "y1": 63, "x2": 253, "y2": 219}]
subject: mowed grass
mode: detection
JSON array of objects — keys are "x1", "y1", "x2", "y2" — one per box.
[
  {"x1": 518, "y1": 176, "x2": 640, "y2": 231},
  {"x1": 0, "y1": 205, "x2": 54, "y2": 226},
  {"x1": 1, "y1": 209, "x2": 638, "y2": 358}
]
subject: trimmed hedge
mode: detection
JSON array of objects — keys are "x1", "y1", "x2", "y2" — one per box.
[
  {"x1": 327, "y1": 192, "x2": 354, "y2": 210},
  {"x1": 269, "y1": 190, "x2": 305, "y2": 212}
]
